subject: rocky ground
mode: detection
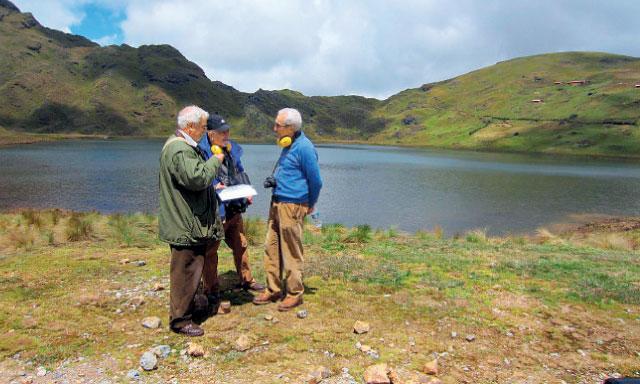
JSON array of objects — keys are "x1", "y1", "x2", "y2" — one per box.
[{"x1": 0, "y1": 211, "x2": 638, "y2": 383}]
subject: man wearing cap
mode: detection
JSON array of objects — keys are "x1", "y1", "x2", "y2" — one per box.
[
  {"x1": 198, "y1": 114, "x2": 265, "y2": 306},
  {"x1": 159, "y1": 105, "x2": 224, "y2": 337},
  {"x1": 253, "y1": 108, "x2": 322, "y2": 311}
]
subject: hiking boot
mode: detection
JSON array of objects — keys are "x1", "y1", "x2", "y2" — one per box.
[
  {"x1": 277, "y1": 295, "x2": 303, "y2": 312},
  {"x1": 173, "y1": 322, "x2": 204, "y2": 337},
  {"x1": 241, "y1": 281, "x2": 266, "y2": 292},
  {"x1": 252, "y1": 291, "x2": 282, "y2": 305}
]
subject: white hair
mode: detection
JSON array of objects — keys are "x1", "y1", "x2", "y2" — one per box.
[
  {"x1": 177, "y1": 105, "x2": 209, "y2": 130},
  {"x1": 277, "y1": 108, "x2": 302, "y2": 131}
]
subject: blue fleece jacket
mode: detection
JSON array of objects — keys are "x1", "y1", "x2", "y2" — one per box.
[
  {"x1": 273, "y1": 131, "x2": 322, "y2": 208},
  {"x1": 197, "y1": 135, "x2": 246, "y2": 218}
]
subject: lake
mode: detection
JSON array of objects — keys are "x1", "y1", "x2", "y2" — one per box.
[{"x1": 1, "y1": 139, "x2": 639, "y2": 235}]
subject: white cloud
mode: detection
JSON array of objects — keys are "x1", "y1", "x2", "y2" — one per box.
[
  {"x1": 94, "y1": 33, "x2": 119, "y2": 46},
  {"x1": 13, "y1": 0, "x2": 640, "y2": 98},
  {"x1": 12, "y1": 0, "x2": 85, "y2": 32}
]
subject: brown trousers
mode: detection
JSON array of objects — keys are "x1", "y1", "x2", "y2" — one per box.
[
  {"x1": 169, "y1": 244, "x2": 206, "y2": 330},
  {"x1": 202, "y1": 213, "x2": 254, "y2": 294},
  {"x1": 264, "y1": 201, "x2": 307, "y2": 299}
]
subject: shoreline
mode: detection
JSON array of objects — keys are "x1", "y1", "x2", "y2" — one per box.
[{"x1": 1, "y1": 130, "x2": 640, "y2": 161}]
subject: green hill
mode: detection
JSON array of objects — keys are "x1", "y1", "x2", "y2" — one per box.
[
  {"x1": 375, "y1": 52, "x2": 640, "y2": 156},
  {"x1": 1, "y1": 0, "x2": 639, "y2": 156}
]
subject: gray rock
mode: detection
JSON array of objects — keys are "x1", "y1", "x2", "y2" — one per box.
[
  {"x1": 36, "y1": 367, "x2": 47, "y2": 377},
  {"x1": 126, "y1": 370, "x2": 140, "y2": 380},
  {"x1": 135, "y1": 260, "x2": 146, "y2": 267},
  {"x1": 139, "y1": 351, "x2": 157, "y2": 371},
  {"x1": 151, "y1": 345, "x2": 171, "y2": 358},
  {"x1": 465, "y1": 334, "x2": 476, "y2": 342},
  {"x1": 141, "y1": 316, "x2": 161, "y2": 329},
  {"x1": 450, "y1": 331, "x2": 457, "y2": 338},
  {"x1": 296, "y1": 309, "x2": 308, "y2": 319}
]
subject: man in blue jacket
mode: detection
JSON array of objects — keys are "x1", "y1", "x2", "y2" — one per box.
[
  {"x1": 253, "y1": 108, "x2": 322, "y2": 311},
  {"x1": 198, "y1": 114, "x2": 265, "y2": 306}
]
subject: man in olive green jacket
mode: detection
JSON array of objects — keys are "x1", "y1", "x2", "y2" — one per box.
[{"x1": 159, "y1": 105, "x2": 224, "y2": 337}]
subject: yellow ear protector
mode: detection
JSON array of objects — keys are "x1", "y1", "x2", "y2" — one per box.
[
  {"x1": 211, "y1": 142, "x2": 232, "y2": 155},
  {"x1": 277, "y1": 136, "x2": 293, "y2": 148}
]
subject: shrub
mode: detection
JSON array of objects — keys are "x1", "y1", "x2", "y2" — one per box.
[
  {"x1": 465, "y1": 228, "x2": 487, "y2": 243},
  {"x1": 345, "y1": 224, "x2": 372, "y2": 244},
  {"x1": 65, "y1": 213, "x2": 93, "y2": 241},
  {"x1": 20, "y1": 209, "x2": 43, "y2": 229}
]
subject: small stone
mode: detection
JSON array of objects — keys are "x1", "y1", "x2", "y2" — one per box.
[
  {"x1": 152, "y1": 283, "x2": 164, "y2": 291},
  {"x1": 218, "y1": 301, "x2": 231, "y2": 315},
  {"x1": 139, "y1": 351, "x2": 157, "y2": 371},
  {"x1": 151, "y1": 345, "x2": 171, "y2": 358},
  {"x1": 577, "y1": 349, "x2": 587, "y2": 357},
  {"x1": 297, "y1": 309, "x2": 308, "y2": 319},
  {"x1": 465, "y1": 334, "x2": 476, "y2": 342},
  {"x1": 130, "y1": 296, "x2": 145, "y2": 307},
  {"x1": 35, "y1": 367, "x2": 46, "y2": 377},
  {"x1": 355, "y1": 341, "x2": 362, "y2": 350},
  {"x1": 235, "y1": 335, "x2": 251, "y2": 352},
  {"x1": 360, "y1": 345, "x2": 372, "y2": 353},
  {"x1": 186, "y1": 342, "x2": 205, "y2": 357},
  {"x1": 264, "y1": 314, "x2": 273, "y2": 321},
  {"x1": 119, "y1": 258, "x2": 130, "y2": 265},
  {"x1": 354, "y1": 320, "x2": 370, "y2": 334},
  {"x1": 506, "y1": 330, "x2": 514, "y2": 337},
  {"x1": 450, "y1": 331, "x2": 457, "y2": 338},
  {"x1": 126, "y1": 369, "x2": 140, "y2": 380},
  {"x1": 363, "y1": 363, "x2": 390, "y2": 384},
  {"x1": 135, "y1": 260, "x2": 146, "y2": 267},
  {"x1": 309, "y1": 366, "x2": 331, "y2": 382},
  {"x1": 141, "y1": 316, "x2": 161, "y2": 329},
  {"x1": 272, "y1": 317, "x2": 279, "y2": 324},
  {"x1": 423, "y1": 358, "x2": 438, "y2": 375}
]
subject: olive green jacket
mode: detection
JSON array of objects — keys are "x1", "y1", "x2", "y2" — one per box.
[{"x1": 158, "y1": 134, "x2": 224, "y2": 246}]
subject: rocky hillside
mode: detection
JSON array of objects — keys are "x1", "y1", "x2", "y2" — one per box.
[{"x1": 1, "y1": 0, "x2": 639, "y2": 156}]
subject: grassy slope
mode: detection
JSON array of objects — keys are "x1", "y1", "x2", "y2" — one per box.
[
  {"x1": 0, "y1": 210, "x2": 638, "y2": 383},
  {"x1": 375, "y1": 52, "x2": 640, "y2": 157},
  {"x1": 1, "y1": 1, "x2": 640, "y2": 157}
]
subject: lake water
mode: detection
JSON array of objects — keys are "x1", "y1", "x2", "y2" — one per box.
[{"x1": 1, "y1": 139, "x2": 640, "y2": 235}]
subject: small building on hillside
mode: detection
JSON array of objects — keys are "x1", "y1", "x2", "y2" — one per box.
[
  {"x1": 531, "y1": 99, "x2": 543, "y2": 103},
  {"x1": 635, "y1": 84, "x2": 640, "y2": 88},
  {"x1": 554, "y1": 81, "x2": 563, "y2": 85},
  {"x1": 568, "y1": 80, "x2": 587, "y2": 85}
]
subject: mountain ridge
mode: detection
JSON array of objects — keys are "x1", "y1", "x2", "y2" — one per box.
[{"x1": 1, "y1": 0, "x2": 639, "y2": 156}]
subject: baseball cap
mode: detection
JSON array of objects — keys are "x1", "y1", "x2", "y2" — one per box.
[{"x1": 206, "y1": 114, "x2": 230, "y2": 132}]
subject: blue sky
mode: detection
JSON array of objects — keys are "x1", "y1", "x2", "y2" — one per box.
[
  {"x1": 11, "y1": 1, "x2": 640, "y2": 99},
  {"x1": 69, "y1": 3, "x2": 125, "y2": 46}
]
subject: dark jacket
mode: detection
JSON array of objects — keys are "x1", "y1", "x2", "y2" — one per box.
[
  {"x1": 158, "y1": 133, "x2": 224, "y2": 246},
  {"x1": 197, "y1": 136, "x2": 248, "y2": 218}
]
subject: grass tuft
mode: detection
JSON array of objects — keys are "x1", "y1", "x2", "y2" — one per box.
[{"x1": 65, "y1": 213, "x2": 94, "y2": 242}]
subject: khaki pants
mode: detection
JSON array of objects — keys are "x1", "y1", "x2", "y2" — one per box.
[
  {"x1": 203, "y1": 213, "x2": 254, "y2": 294},
  {"x1": 264, "y1": 201, "x2": 307, "y2": 298},
  {"x1": 169, "y1": 244, "x2": 206, "y2": 330}
]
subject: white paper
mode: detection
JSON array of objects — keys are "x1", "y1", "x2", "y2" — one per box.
[{"x1": 218, "y1": 184, "x2": 258, "y2": 201}]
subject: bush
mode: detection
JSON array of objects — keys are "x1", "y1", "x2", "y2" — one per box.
[
  {"x1": 345, "y1": 224, "x2": 372, "y2": 244},
  {"x1": 65, "y1": 213, "x2": 93, "y2": 241}
]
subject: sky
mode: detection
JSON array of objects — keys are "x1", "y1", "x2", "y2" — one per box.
[{"x1": 11, "y1": 0, "x2": 640, "y2": 99}]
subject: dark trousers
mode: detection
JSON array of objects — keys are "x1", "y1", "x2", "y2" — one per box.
[
  {"x1": 203, "y1": 213, "x2": 255, "y2": 294},
  {"x1": 169, "y1": 244, "x2": 206, "y2": 330}
]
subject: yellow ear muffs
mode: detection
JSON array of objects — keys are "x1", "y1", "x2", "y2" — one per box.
[
  {"x1": 278, "y1": 136, "x2": 293, "y2": 148},
  {"x1": 211, "y1": 145, "x2": 223, "y2": 155},
  {"x1": 211, "y1": 143, "x2": 231, "y2": 155}
]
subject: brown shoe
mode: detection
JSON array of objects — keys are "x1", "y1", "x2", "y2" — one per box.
[
  {"x1": 277, "y1": 295, "x2": 303, "y2": 312},
  {"x1": 252, "y1": 291, "x2": 282, "y2": 305},
  {"x1": 173, "y1": 322, "x2": 204, "y2": 337},
  {"x1": 242, "y1": 281, "x2": 266, "y2": 292}
]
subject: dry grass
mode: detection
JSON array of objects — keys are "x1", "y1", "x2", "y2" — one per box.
[{"x1": 0, "y1": 211, "x2": 638, "y2": 383}]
